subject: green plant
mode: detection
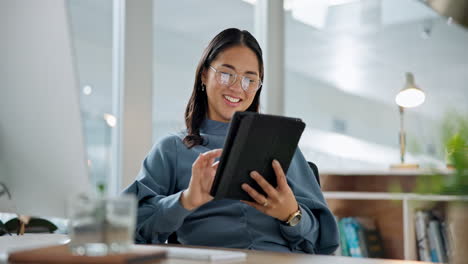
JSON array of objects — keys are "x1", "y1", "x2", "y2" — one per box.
[{"x1": 415, "y1": 111, "x2": 468, "y2": 195}]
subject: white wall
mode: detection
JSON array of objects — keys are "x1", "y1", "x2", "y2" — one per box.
[{"x1": 150, "y1": 28, "x2": 444, "y2": 170}]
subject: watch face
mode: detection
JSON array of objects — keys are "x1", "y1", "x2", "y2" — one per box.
[{"x1": 289, "y1": 213, "x2": 302, "y2": 226}]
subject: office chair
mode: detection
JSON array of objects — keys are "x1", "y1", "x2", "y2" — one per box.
[
  {"x1": 167, "y1": 231, "x2": 179, "y2": 244},
  {"x1": 167, "y1": 161, "x2": 321, "y2": 244},
  {"x1": 307, "y1": 161, "x2": 321, "y2": 187}
]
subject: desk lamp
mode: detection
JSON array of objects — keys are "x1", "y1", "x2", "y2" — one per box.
[{"x1": 391, "y1": 72, "x2": 425, "y2": 169}]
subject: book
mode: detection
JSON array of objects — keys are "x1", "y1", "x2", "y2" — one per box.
[
  {"x1": 342, "y1": 218, "x2": 362, "y2": 258},
  {"x1": 338, "y1": 219, "x2": 350, "y2": 256},
  {"x1": 210, "y1": 112, "x2": 305, "y2": 201},
  {"x1": 428, "y1": 220, "x2": 447, "y2": 263},
  {"x1": 355, "y1": 217, "x2": 384, "y2": 259},
  {"x1": 440, "y1": 221, "x2": 453, "y2": 263},
  {"x1": 8, "y1": 245, "x2": 166, "y2": 264},
  {"x1": 415, "y1": 211, "x2": 431, "y2": 262},
  {"x1": 333, "y1": 216, "x2": 342, "y2": 256},
  {"x1": 363, "y1": 229, "x2": 385, "y2": 259},
  {"x1": 355, "y1": 221, "x2": 369, "y2": 258},
  {"x1": 338, "y1": 217, "x2": 384, "y2": 259}
]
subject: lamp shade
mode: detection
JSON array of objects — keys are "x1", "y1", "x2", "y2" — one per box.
[{"x1": 395, "y1": 73, "x2": 426, "y2": 108}]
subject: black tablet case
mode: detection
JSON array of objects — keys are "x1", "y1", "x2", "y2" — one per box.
[{"x1": 210, "y1": 112, "x2": 305, "y2": 201}]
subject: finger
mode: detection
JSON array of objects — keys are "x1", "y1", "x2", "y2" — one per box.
[
  {"x1": 250, "y1": 171, "x2": 278, "y2": 198},
  {"x1": 193, "y1": 150, "x2": 221, "y2": 170},
  {"x1": 202, "y1": 148, "x2": 223, "y2": 158},
  {"x1": 211, "y1": 160, "x2": 220, "y2": 169},
  {"x1": 207, "y1": 170, "x2": 217, "y2": 191},
  {"x1": 202, "y1": 149, "x2": 223, "y2": 166},
  {"x1": 272, "y1": 159, "x2": 288, "y2": 189},
  {"x1": 192, "y1": 153, "x2": 204, "y2": 169},
  {"x1": 241, "y1": 183, "x2": 267, "y2": 205}
]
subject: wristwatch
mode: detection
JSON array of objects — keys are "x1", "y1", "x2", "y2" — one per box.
[{"x1": 285, "y1": 207, "x2": 302, "y2": 226}]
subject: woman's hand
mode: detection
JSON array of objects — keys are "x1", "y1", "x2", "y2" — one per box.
[
  {"x1": 180, "y1": 149, "x2": 223, "y2": 210},
  {"x1": 241, "y1": 159, "x2": 299, "y2": 222}
]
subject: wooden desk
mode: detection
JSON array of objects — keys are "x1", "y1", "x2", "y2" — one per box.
[
  {"x1": 156, "y1": 247, "x2": 431, "y2": 264},
  {"x1": 1, "y1": 234, "x2": 432, "y2": 264},
  {"x1": 153, "y1": 244, "x2": 431, "y2": 264}
]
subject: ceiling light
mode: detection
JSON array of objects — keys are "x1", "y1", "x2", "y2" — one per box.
[
  {"x1": 82, "y1": 85, "x2": 92, "y2": 96},
  {"x1": 103, "y1": 113, "x2": 117, "y2": 127}
]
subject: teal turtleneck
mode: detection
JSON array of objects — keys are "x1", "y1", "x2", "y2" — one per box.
[{"x1": 124, "y1": 119, "x2": 338, "y2": 254}]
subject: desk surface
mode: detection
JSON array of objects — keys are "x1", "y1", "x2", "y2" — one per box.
[
  {"x1": 0, "y1": 234, "x2": 431, "y2": 264},
  {"x1": 154, "y1": 245, "x2": 431, "y2": 264}
]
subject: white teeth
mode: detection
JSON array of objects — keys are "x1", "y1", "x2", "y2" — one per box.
[{"x1": 224, "y1": 95, "x2": 240, "y2": 103}]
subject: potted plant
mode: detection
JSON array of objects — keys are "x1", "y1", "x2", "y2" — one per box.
[{"x1": 414, "y1": 111, "x2": 468, "y2": 264}]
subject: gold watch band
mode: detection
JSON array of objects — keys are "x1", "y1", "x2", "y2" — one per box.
[{"x1": 285, "y1": 207, "x2": 302, "y2": 225}]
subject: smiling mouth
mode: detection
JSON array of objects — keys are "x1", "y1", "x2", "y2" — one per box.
[{"x1": 223, "y1": 95, "x2": 241, "y2": 103}]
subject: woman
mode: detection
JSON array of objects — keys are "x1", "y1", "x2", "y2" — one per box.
[{"x1": 124, "y1": 28, "x2": 338, "y2": 254}]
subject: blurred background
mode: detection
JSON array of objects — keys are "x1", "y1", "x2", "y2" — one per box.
[
  {"x1": 1, "y1": 0, "x2": 465, "y2": 261},
  {"x1": 69, "y1": 0, "x2": 468, "y2": 188}
]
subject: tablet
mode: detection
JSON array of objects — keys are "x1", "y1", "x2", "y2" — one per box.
[{"x1": 210, "y1": 112, "x2": 305, "y2": 201}]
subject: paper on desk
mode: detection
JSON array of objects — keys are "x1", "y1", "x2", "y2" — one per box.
[{"x1": 134, "y1": 244, "x2": 247, "y2": 262}]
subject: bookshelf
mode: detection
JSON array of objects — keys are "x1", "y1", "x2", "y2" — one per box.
[{"x1": 321, "y1": 171, "x2": 468, "y2": 261}]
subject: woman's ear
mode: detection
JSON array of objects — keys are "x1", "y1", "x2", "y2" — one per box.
[{"x1": 201, "y1": 68, "x2": 207, "y2": 85}]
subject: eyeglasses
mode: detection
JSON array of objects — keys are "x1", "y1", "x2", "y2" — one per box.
[{"x1": 209, "y1": 66, "x2": 262, "y2": 93}]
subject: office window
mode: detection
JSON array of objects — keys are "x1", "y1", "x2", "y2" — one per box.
[
  {"x1": 284, "y1": 0, "x2": 468, "y2": 170},
  {"x1": 152, "y1": 0, "x2": 255, "y2": 142},
  {"x1": 68, "y1": 0, "x2": 114, "y2": 191}
]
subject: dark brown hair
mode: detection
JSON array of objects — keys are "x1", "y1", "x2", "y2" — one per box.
[{"x1": 183, "y1": 28, "x2": 264, "y2": 148}]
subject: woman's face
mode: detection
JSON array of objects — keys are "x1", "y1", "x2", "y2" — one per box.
[{"x1": 202, "y1": 45, "x2": 261, "y2": 123}]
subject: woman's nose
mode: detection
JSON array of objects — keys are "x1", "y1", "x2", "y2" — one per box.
[{"x1": 229, "y1": 77, "x2": 244, "y2": 92}]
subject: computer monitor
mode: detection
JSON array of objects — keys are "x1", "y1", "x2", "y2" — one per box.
[{"x1": 0, "y1": 0, "x2": 91, "y2": 218}]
